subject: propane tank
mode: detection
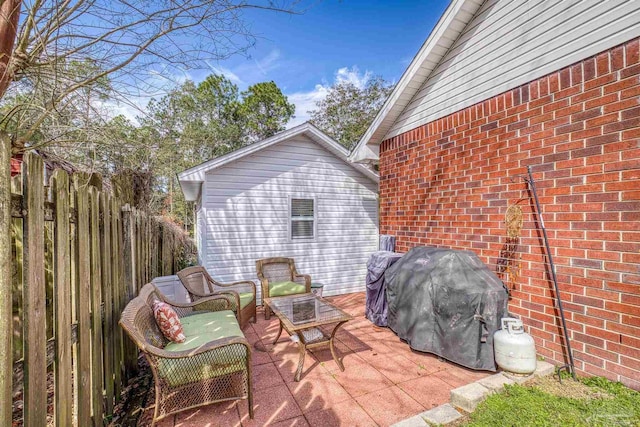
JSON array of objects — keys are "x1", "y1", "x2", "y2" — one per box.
[{"x1": 494, "y1": 317, "x2": 537, "y2": 374}]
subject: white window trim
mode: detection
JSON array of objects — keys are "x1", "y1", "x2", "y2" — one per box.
[{"x1": 288, "y1": 195, "x2": 317, "y2": 242}]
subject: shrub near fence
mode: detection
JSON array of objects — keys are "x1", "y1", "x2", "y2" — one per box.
[{"x1": 0, "y1": 144, "x2": 196, "y2": 426}]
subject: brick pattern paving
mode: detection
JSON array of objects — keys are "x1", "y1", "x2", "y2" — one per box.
[{"x1": 151, "y1": 292, "x2": 489, "y2": 427}]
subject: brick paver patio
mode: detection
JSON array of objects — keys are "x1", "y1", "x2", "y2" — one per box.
[{"x1": 153, "y1": 292, "x2": 490, "y2": 427}]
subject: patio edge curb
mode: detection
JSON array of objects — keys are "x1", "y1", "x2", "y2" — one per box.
[{"x1": 391, "y1": 360, "x2": 557, "y2": 426}]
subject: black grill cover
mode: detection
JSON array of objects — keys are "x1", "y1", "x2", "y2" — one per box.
[
  {"x1": 365, "y1": 251, "x2": 403, "y2": 326},
  {"x1": 385, "y1": 247, "x2": 508, "y2": 371}
]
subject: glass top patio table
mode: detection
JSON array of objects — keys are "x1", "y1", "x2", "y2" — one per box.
[
  {"x1": 264, "y1": 293, "x2": 351, "y2": 331},
  {"x1": 263, "y1": 293, "x2": 352, "y2": 381}
]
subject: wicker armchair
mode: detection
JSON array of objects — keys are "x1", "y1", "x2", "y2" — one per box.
[
  {"x1": 177, "y1": 266, "x2": 257, "y2": 329},
  {"x1": 255, "y1": 257, "x2": 311, "y2": 319},
  {"x1": 119, "y1": 283, "x2": 253, "y2": 425}
]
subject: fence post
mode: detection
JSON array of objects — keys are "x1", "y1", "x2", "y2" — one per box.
[{"x1": 0, "y1": 132, "x2": 12, "y2": 426}]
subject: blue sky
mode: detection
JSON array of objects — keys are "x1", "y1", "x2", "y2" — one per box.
[{"x1": 117, "y1": 0, "x2": 451, "y2": 126}]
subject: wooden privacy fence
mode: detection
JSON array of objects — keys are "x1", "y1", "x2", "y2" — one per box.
[{"x1": 0, "y1": 144, "x2": 196, "y2": 426}]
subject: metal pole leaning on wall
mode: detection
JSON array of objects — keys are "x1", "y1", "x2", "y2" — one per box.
[
  {"x1": 0, "y1": 133, "x2": 12, "y2": 426},
  {"x1": 527, "y1": 166, "x2": 577, "y2": 380}
]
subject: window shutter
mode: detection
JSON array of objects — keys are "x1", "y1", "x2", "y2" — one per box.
[
  {"x1": 291, "y1": 199, "x2": 314, "y2": 217},
  {"x1": 291, "y1": 220, "x2": 314, "y2": 239},
  {"x1": 291, "y1": 198, "x2": 314, "y2": 239}
]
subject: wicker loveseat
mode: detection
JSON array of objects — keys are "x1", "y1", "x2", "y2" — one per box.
[
  {"x1": 255, "y1": 257, "x2": 311, "y2": 319},
  {"x1": 177, "y1": 266, "x2": 257, "y2": 329},
  {"x1": 119, "y1": 283, "x2": 253, "y2": 425}
]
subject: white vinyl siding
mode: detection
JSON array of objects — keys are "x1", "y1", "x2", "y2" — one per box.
[
  {"x1": 387, "y1": 0, "x2": 640, "y2": 139},
  {"x1": 202, "y1": 135, "x2": 378, "y2": 301}
]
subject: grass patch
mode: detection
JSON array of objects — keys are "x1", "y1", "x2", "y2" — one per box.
[{"x1": 464, "y1": 375, "x2": 640, "y2": 427}]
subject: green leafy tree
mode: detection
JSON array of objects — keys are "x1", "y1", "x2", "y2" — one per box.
[
  {"x1": 240, "y1": 81, "x2": 295, "y2": 142},
  {"x1": 133, "y1": 74, "x2": 294, "y2": 224},
  {"x1": 310, "y1": 75, "x2": 394, "y2": 149}
]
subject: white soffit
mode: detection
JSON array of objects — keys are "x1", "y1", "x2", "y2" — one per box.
[{"x1": 349, "y1": 0, "x2": 483, "y2": 163}]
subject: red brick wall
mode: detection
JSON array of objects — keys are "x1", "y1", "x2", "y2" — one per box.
[{"x1": 379, "y1": 38, "x2": 640, "y2": 389}]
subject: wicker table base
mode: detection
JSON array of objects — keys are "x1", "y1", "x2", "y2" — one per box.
[
  {"x1": 264, "y1": 294, "x2": 352, "y2": 382},
  {"x1": 273, "y1": 320, "x2": 348, "y2": 381}
]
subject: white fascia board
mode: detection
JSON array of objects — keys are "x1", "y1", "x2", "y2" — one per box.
[{"x1": 348, "y1": 0, "x2": 481, "y2": 163}]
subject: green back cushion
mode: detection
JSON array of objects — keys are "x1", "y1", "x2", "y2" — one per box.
[
  {"x1": 269, "y1": 281, "x2": 306, "y2": 297},
  {"x1": 159, "y1": 310, "x2": 247, "y2": 387},
  {"x1": 239, "y1": 292, "x2": 254, "y2": 309}
]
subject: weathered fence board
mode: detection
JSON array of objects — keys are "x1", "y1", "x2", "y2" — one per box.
[
  {"x1": 100, "y1": 192, "x2": 115, "y2": 416},
  {"x1": 89, "y1": 188, "x2": 104, "y2": 426},
  {"x1": 142, "y1": 216, "x2": 149, "y2": 285},
  {"x1": 150, "y1": 219, "x2": 159, "y2": 279},
  {"x1": 22, "y1": 153, "x2": 47, "y2": 427},
  {"x1": 162, "y1": 227, "x2": 172, "y2": 276},
  {"x1": 52, "y1": 170, "x2": 73, "y2": 427},
  {"x1": 0, "y1": 133, "x2": 13, "y2": 426},
  {"x1": 10, "y1": 175, "x2": 22, "y2": 365},
  {"x1": 74, "y1": 174, "x2": 92, "y2": 427},
  {"x1": 7, "y1": 154, "x2": 195, "y2": 426},
  {"x1": 122, "y1": 207, "x2": 134, "y2": 304},
  {"x1": 110, "y1": 196, "x2": 124, "y2": 402},
  {"x1": 135, "y1": 214, "x2": 142, "y2": 295},
  {"x1": 121, "y1": 207, "x2": 137, "y2": 378}
]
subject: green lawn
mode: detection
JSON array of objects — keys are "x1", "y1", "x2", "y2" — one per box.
[{"x1": 464, "y1": 376, "x2": 640, "y2": 427}]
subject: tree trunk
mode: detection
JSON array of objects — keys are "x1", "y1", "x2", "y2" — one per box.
[{"x1": 0, "y1": 0, "x2": 22, "y2": 100}]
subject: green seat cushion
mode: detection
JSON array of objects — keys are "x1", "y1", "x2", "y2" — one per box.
[
  {"x1": 239, "y1": 292, "x2": 254, "y2": 309},
  {"x1": 173, "y1": 310, "x2": 242, "y2": 348},
  {"x1": 158, "y1": 310, "x2": 247, "y2": 387},
  {"x1": 268, "y1": 281, "x2": 307, "y2": 297}
]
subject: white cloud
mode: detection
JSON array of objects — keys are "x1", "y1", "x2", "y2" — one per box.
[
  {"x1": 203, "y1": 49, "x2": 282, "y2": 89},
  {"x1": 206, "y1": 62, "x2": 244, "y2": 85},
  {"x1": 286, "y1": 83, "x2": 329, "y2": 127},
  {"x1": 285, "y1": 66, "x2": 371, "y2": 128},
  {"x1": 253, "y1": 49, "x2": 281, "y2": 76},
  {"x1": 334, "y1": 66, "x2": 371, "y2": 89},
  {"x1": 144, "y1": 66, "x2": 189, "y2": 90}
]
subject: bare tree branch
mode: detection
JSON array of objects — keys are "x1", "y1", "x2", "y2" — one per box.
[{"x1": 1, "y1": 0, "x2": 305, "y2": 149}]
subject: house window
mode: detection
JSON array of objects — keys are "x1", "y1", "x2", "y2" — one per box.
[{"x1": 290, "y1": 198, "x2": 315, "y2": 240}]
